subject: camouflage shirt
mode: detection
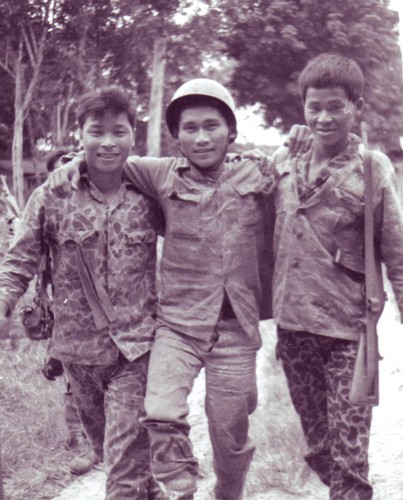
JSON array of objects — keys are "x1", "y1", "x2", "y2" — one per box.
[
  {"x1": 122, "y1": 154, "x2": 276, "y2": 342},
  {"x1": 271, "y1": 134, "x2": 403, "y2": 340},
  {"x1": 0, "y1": 174, "x2": 161, "y2": 364}
]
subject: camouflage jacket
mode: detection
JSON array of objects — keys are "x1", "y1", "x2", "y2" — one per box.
[
  {"x1": 0, "y1": 174, "x2": 161, "y2": 364},
  {"x1": 271, "y1": 134, "x2": 403, "y2": 340},
  {"x1": 122, "y1": 154, "x2": 276, "y2": 342}
]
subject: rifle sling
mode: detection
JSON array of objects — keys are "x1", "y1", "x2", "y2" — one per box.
[{"x1": 363, "y1": 151, "x2": 382, "y2": 393}]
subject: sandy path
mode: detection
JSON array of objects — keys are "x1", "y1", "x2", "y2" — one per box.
[{"x1": 53, "y1": 290, "x2": 403, "y2": 500}]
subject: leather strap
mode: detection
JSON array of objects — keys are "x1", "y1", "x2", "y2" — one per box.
[{"x1": 76, "y1": 244, "x2": 116, "y2": 330}]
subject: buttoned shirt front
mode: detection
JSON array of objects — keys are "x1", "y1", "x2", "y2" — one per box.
[
  {"x1": 0, "y1": 174, "x2": 161, "y2": 364},
  {"x1": 123, "y1": 154, "x2": 275, "y2": 341},
  {"x1": 271, "y1": 135, "x2": 403, "y2": 340}
]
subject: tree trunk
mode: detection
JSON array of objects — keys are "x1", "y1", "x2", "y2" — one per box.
[
  {"x1": 56, "y1": 102, "x2": 62, "y2": 145},
  {"x1": 11, "y1": 26, "x2": 47, "y2": 207},
  {"x1": 147, "y1": 36, "x2": 167, "y2": 157},
  {"x1": 58, "y1": 82, "x2": 74, "y2": 146},
  {"x1": 12, "y1": 40, "x2": 25, "y2": 209},
  {"x1": 26, "y1": 111, "x2": 40, "y2": 184}
]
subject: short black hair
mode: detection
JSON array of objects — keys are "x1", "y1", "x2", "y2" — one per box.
[
  {"x1": 299, "y1": 53, "x2": 364, "y2": 103},
  {"x1": 76, "y1": 86, "x2": 136, "y2": 129},
  {"x1": 168, "y1": 95, "x2": 236, "y2": 138}
]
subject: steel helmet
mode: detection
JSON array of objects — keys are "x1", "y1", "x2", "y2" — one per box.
[{"x1": 165, "y1": 78, "x2": 237, "y2": 142}]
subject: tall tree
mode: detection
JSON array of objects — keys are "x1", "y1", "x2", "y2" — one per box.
[
  {"x1": 0, "y1": 0, "x2": 60, "y2": 206},
  {"x1": 100, "y1": 0, "x2": 224, "y2": 156},
  {"x1": 218, "y1": 0, "x2": 403, "y2": 151}
]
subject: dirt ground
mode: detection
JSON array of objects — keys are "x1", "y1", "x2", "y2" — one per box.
[{"x1": 53, "y1": 287, "x2": 403, "y2": 500}]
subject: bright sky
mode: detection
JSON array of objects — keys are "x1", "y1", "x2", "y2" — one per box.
[
  {"x1": 389, "y1": 0, "x2": 403, "y2": 54},
  {"x1": 236, "y1": 2, "x2": 403, "y2": 146}
]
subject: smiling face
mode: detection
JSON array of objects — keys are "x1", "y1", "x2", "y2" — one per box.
[
  {"x1": 176, "y1": 106, "x2": 234, "y2": 178},
  {"x1": 80, "y1": 110, "x2": 134, "y2": 179},
  {"x1": 304, "y1": 87, "x2": 363, "y2": 155}
]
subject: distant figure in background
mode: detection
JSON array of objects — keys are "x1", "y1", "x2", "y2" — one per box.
[
  {"x1": 0, "y1": 175, "x2": 20, "y2": 257},
  {"x1": 46, "y1": 148, "x2": 70, "y2": 173}
]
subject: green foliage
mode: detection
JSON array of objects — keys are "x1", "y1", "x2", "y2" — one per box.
[
  {"x1": 219, "y1": 0, "x2": 403, "y2": 150},
  {"x1": 1, "y1": 0, "x2": 402, "y2": 158},
  {"x1": 0, "y1": 0, "x2": 218, "y2": 153}
]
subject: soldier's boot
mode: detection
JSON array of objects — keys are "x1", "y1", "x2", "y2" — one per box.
[{"x1": 69, "y1": 450, "x2": 101, "y2": 475}]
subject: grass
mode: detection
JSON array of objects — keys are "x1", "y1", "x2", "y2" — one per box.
[{"x1": 0, "y1": 290, "x2": 88, "y2": 500}]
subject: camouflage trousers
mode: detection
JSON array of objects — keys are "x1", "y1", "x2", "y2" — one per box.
[
  {"x1": 143, "y1": 320, "x2": 260, "y2": 500},
  {"x1": 63, "y1": 380, "x2": 87, "y2": 448},
  {"x1": 63, "y1": 352, "x2": 162, "y2": 500},
  {"x1": 276, "y1": 328, "x2": 373, "y2": 500}
]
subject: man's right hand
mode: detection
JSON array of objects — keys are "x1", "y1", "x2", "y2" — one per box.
[
  {"x1": 47, "y1": 158, "x2": 81, "y2": 198},
  {"x1": 42, "y1": 357, "x2": 64, "y2": 381}
]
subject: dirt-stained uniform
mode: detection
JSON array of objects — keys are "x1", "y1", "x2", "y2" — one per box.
[
  {"x1": 270, "y1": 135, "x2": 403, "y2": 499},
  {"x1": 0, "y1": 173, "x2": 163, "y2": 500},
  {"x1": 121, "y1": 153, "x2": 275, "y2": 500}
]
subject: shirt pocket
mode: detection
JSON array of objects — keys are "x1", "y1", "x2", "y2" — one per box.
[
  {"x1": 123, "y1": 228, "x2": 157, "y2": 272},
  {"x1": 234, "y1": 183, "x2": 263, "y2": 225},
  {"x1": 332, "y1": 187, "x2": 364, "y2": 230},
  {"x1": 167, "y1": 190, "x2": 202, "y2": 239},
  {"x1": 56, "y1": 229, "x2": 99, "y2": 277}
]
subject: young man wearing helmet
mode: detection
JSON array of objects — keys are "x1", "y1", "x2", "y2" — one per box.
[{"x1": 48, "y1": 79, "x2": 293, "y2": 500}]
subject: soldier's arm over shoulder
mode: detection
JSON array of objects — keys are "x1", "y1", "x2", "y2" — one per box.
[
  {"x1": 123, "y1": 156, "x2": 177, "y2": 199},
  {"x1": 255, "y1": 155, "x2": 279, "y2": 194}
]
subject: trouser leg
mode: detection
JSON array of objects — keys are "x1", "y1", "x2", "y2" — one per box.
[
  {"x1": 143, "y1": 328, "x2": 202, "y2": 499},
  {"x1": 276, "y1": 329, "x2": 373, "y2": 499},
  {"x1": 63, "y1": 363, "x2": 105, "y2": 460},
  {"x1": 65, "y1": 354, "x2": 157, "y2": 500},
  {"x1": 325, "y1": 340, "x2": 372, "y2": 500},
  {"x1": 276, "y1": 329, "x2": 331, "y2": 486},
  {"x1": 63, "y1": 378, "x2": 87, "y2": 448},
  {"x1": 206, "y1": 319, "x2": 259, "y2": 500},
  {"x1": 104, "y1": 353, "x2": 156, "y2": 500}
]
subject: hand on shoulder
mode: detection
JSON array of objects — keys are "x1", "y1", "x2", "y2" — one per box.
[
  {"x1": 286, "y1": 124, "x2": 312, "y2": 156},
  {"x1": 47, "y1": 154, "x2": 82, "y2": 198}
]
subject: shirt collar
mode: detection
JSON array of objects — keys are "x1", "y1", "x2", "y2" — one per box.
[
  {"x1": 174, "y1": 153, "x2": 240, "y2": 179},
  {"x1": 80, "y1": 170, "x2": 128, "y2": 207}
]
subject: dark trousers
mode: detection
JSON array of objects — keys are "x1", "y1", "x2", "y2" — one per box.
[{"x1": 276, "y1": 329, "x2": 373, "y2": 500}]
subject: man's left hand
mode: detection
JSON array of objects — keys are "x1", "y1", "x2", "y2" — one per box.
[{"x1": 286, "y1": 124, "x2": 312, "y2": 156}]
